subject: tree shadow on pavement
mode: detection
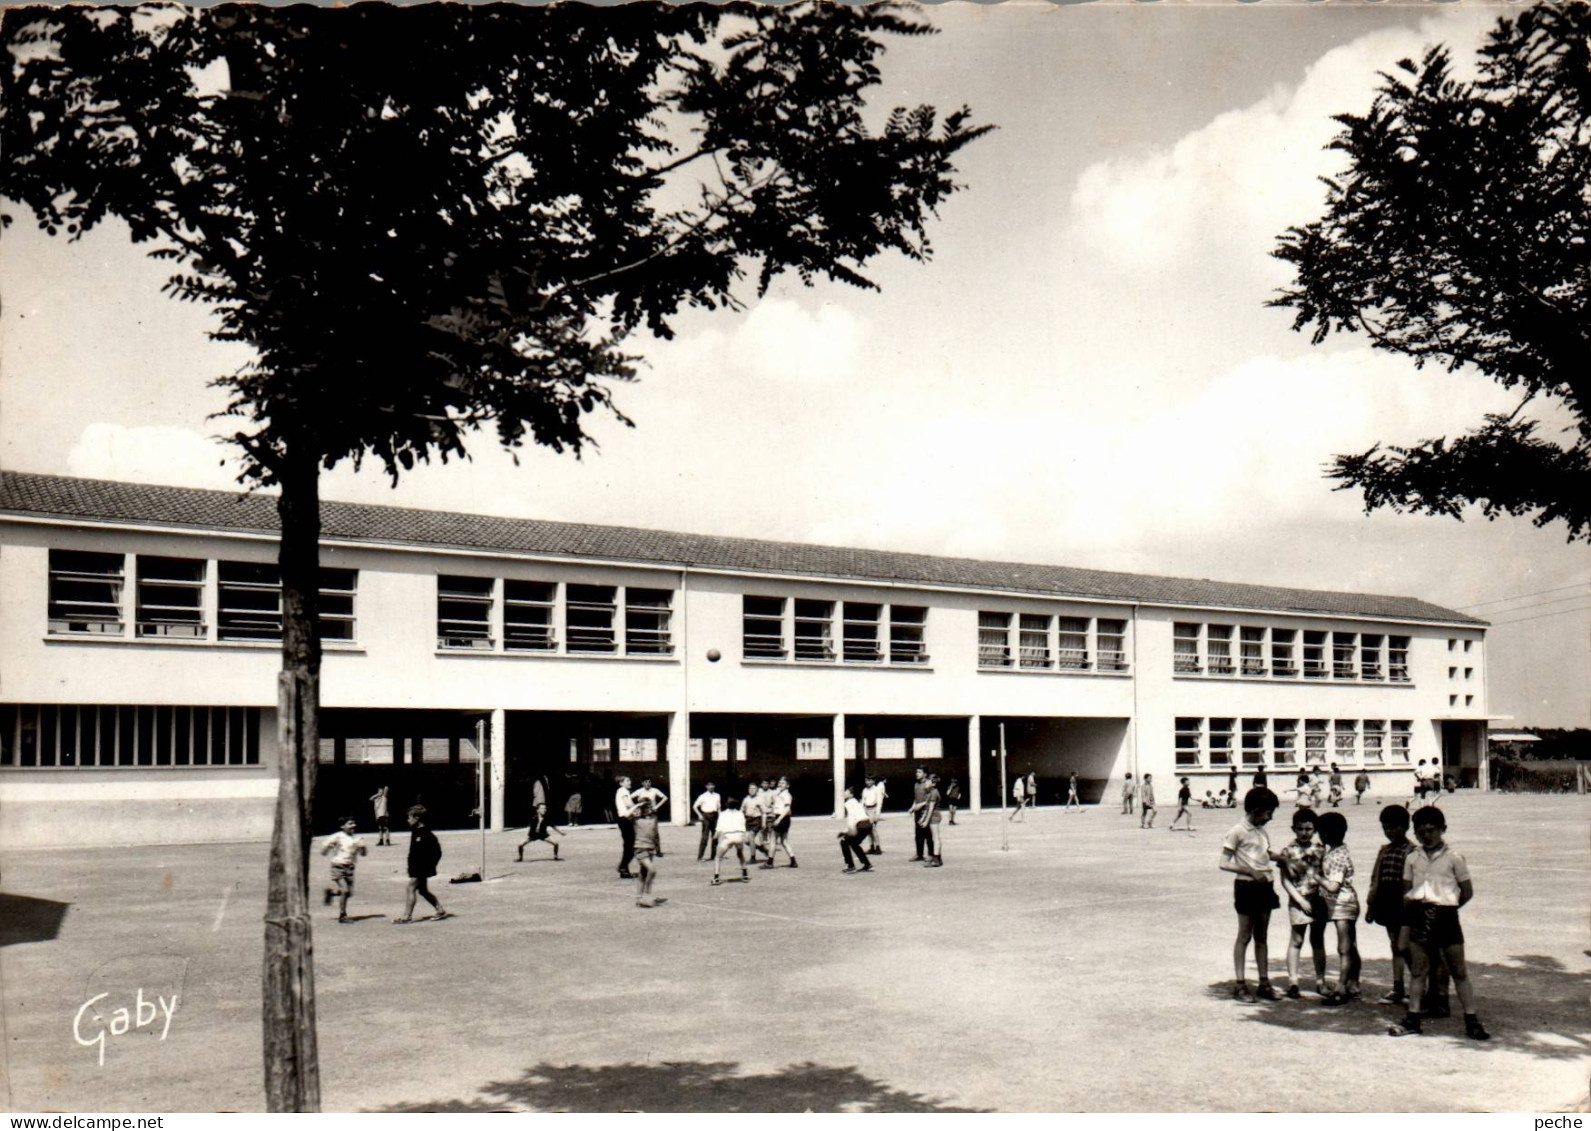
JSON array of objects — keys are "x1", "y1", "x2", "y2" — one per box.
[
  {"x1": 376, "y1": 1060, "x2": 989, "y2": 1112},
  {"x1": 1203, "y1": 955, "x2": 1591, "y2": 1061}
]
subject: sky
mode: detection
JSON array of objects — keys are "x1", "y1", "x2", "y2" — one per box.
[{"x1": 2, "y1": 1, "x2": 1587, "y2": 727}]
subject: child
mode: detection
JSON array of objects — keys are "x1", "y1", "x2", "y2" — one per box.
[
  {"x1": 764, "y1": 776, "x2": 799, "y2": 869},
  {"x1": 1138, "y1": 773, "x2": 1157, "y2": 829},
  {"x1": 1327, "y1": 763, "x2": 1344, "y2": 808},
  {"x1": 1277, "y1": 808, "x2": 1327, "y2": 998},
  {"x1": 861, "y1": 776, "x2": 886, "y2": 853},
  {"x1": 516, "y1": 802, "x2": 564, "y2": 862},
  {"x1": 396, "y1": 805, "x2": 450, "y2": 924},
  {"x1": 1011, "y1": 774, "x2": 1027, "y2": 822},
  {"x1": 632, "y1": 800, "x2": 663, "y2": 908},
  {"x1": 920, "y1": 773, "x2": 944, "y2": 867},
  {"x1": 711, "y1": 798, "x2": 750, "y2": 885},
  {"x1": 1219, "y1": 787, "x2": 1282, "y2": 1002},
  {"x1": 1121, "y1": 772, "x2": 1135, "y2": 815},
  {"x1": 1315, "y1": 811, "x2": 1361, "y2": 1003},
  {"x1": 946, "y1": 777, "x2": 963, "y2": 825},
  {"x1": 1354, "y1": 771, "x2": 1371, "y2": 805},
  {"x1": 1202, "y1": 791, "x2": 1217, "y2": 810},
  {"x1": 320, "y1": 817, "x2": 368, "y2": 923},
  {"x1": 1065, "y1": 773, "x2": 1081, "y2": 812},
  {"x1": 1390, "y1": 807, "x2": 1489, "y2": 1039},
  {"x1": 370, "y1": 786, "x2": 391, "y2": 846},
  {"x1": 1168, "y1": 777, "x2": 1195, "y2": 832},
  {"x1": 564, "y1": 791, "x2": 582, "y2": 827},
  {"x1": 838, "y1": 787, "x2": 875, "y2": 873},
  {"x1": 1365, "y1": 804, "x2": 1412, "y2": 1005}
]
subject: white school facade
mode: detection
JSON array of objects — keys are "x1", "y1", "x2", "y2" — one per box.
[{"x1": 0, "y1": 472, "x2": 1492, "y2": 848}]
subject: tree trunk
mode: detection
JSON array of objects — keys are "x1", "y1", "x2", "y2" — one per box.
[{"x1": 262, "y1": 446, "x2": 323, "y2": 1112}]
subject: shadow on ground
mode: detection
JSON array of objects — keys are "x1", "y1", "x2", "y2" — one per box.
[
  {"x1": 0, "y1": 892, "x2": 70, "y2": 947},
  {"x1": 1204, "y1": 955, "x2": 1591, "y2": 1061},
  {"x1": 376, "y1": 1060, "x2": 989, "y2": 1112}
]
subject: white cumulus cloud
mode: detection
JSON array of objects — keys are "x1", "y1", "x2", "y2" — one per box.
[{"x1": 67, "y1": 423, "x2": 246, "y2": 489}]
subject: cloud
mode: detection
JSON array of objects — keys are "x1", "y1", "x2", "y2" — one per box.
[
  {"x1": 652, "y1": 298, "x2": 867, "y2": 387},
  {"x1": 67, "y1": 423, "x2": 246, "y2": 489},
  {"x1": 1065, "y1": 10, "x2": 1498, "y2": 287}
]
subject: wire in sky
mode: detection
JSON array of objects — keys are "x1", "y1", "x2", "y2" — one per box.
[
  {"x1": 1458, "y1": 582, "x2": 1589, "y2": 610},
  {"x1": 1483, "y1": 603, "x2": 1591, "y2": 627}
]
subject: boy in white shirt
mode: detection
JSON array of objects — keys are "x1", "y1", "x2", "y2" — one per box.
[
  {"x1": 1219, "y1": 787, "x2": 1282, "y2": 1002},
  {"x1": 693, "y1": 782, "x2": 721, "y2": 862},
  {"x1": 320, "y1": 817, "x2": 368, "y2": 924},
  {"x1": 861, "y1": 776, "x2": 886, "y2": 854},
  {"x1": 764, "y1": 776, "x2": 799, "y2": 869},
  {"x1": 1390, "y1": 806, "x2": 1489, "y2": 1040},
  {"x1": 838, "y1": 788, "x2": 874, "y2": 873},
  {"x1": 711, "y1": 798, "x2": 751, "y2": 886}
]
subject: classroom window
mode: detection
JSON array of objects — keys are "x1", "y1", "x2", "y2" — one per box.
[
  {"x1": 1302, "y1": 631, "x2": 1328, "y2": 679},
  {"x1": 437, "y1": 575, "x2": 495, "y2": 650},
  {"x1": 841, "y1": 602, "x2": 883, "y2": 663},
  {"x1": 1097, "y1": 619, "x2": 1128, "y2": 671},
  {"x1": 1389, "y1": 637, "x2": 1411, "y2": 683},
  {"x1": 1241, "y1": 718, "x2": 1267, "y2": 765},
  {"x1": 1240, "y1": 627, "x2": 1266, "y2": 676},
  {"x1": 1332, "y1": 632, "x2": 1357, "y2": 679},
  {"x1": 1272, "y1": 719, "x2": 1298, "y2": 765},
  {"x1": 1270, "y1": 628, "x2": 1296, "y2": 677},
  {"x1": 504, "y1": 580, "x2": 558, "y2": 652},
  {"x1": 567, "y1": 585, "x2": 618, "y2": 654},
  {"x1": 1018, "y1": 614, "x2": 1052, "y2": 669},
  {"x1": 979, "y1": 612, "x2": 1012, "y2": 668},
  {"x1": 48, "y1": 550, "x2": 125, "y2": 635},
  {"x1": 889, "y1": 605, "x2": 929, "y2": 665},
  {"x1": 1334, "y1": 719, "x2": 1358, "y2": 763},
  {"x1": 1057, "y1": 617, "x2": 1090, "y2": 670},
  {"x1": 318, "y1": 568, "x2": 358, "y2": 643},
  {"x1": 624, "y1": 588, "x2": 674, "y2": 655},
  {"x1": 134, "y1": 556, "x2": 205, "y2": 639},
  {"x1": 0, "y1": 704, "x2": 260, "y2": 768},
  {"x1": 793, "y1": 599, "x2": 835, "y2": 661},
  {"x1": 1360, "y1": 634, "x2": 1384, "y2": 681},
  {"x1": 1304, "y1": 719, "x2": 1328, "y2": 765},
  {"x1": 1362, "y1": 720, "x2": 1385, "y2": 764},
  {"x1": 1207, "y1": 624, "x2": 1235, "y2": 675},
  {"x1": 218, "y1": 561, "x2": 283, "y2": 641},
  {"x1": 1173, "y1": 623, "x2": 1202, "y2": 674},
  {"x1": 1174, "y1": 717, "x2": 1203, "y2": 767},
  {"x1": 743, "y1": 596, "x2": 786, "y2": 659},
  {"x1": 1209, "y1": 715, "x2": 1234, "y2": 769},
  {"x1": 1390, "y1": 721, "x2": 1411, "y2": 763}
]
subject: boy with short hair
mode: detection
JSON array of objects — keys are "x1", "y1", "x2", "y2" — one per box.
[
  {"x1": 764, "y1": 776, "x2": 799, "y2": 869},
  {"x1": 861, "y1": 776, "x2": 886, "y2": 853},
  {"x1": 1120, "y1": 772, "x2": 1135, "y2": 816},
  {"x1": 1138, "y1": 773, "x2": 1157, "y2": 829},
  {"x1": 321, "y1": 817, "x2": 368, "y2": 923},
  {"x1": 1354, "y1": 770, "x2": 1371, "y2": 805},
  {"x1": 1168, "y1": 776, "x2": 1195, "y2": 832},
  {"x1": 921, "y1": 773, "x2": 944, "y2": 867},
  {"x1": 632, "y1": 800, "x2": 663, "y2": 908},
  {"x1": 1390, "y1": 806, "x2": 1489, "y2": 1040},
  {"x1": 1219, "y1": 787, "x2": 1282, "y2": 1003},
  {"x1": 711, "y1": 797, "x2": 750, "y2": 885},
  {"x1": 1365, "y1": 804, "x2": 1413, "y2": 1005},
  {"x1": 516, "y1": 802, "x2": 563, "y2": 862},
  {"x1": 396, "y1": 805, "x2": 450, "y2": 923},
  {"x1": 1065, "y1": 772, "x2": 1081, "y2": 812},
  {"x1": 839, "y1": 787, "x2": 875, "y2": 873},
  {"x1": 1277, "y1": 807, "x2": 1327, "y2": 998},
  {"x1": 693, "y1": 781, "x2": 721, "y2": 862}
]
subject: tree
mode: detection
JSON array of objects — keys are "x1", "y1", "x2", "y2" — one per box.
[
  {"x1": 1271, "y1": 3, "x2": 1591, "y2": 541},
  {"x1": 1, "y1": 2, "x2": 989, "y2": 1110}
]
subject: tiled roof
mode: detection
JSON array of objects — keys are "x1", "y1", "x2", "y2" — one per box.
[{"x1": 0, "y1": 471, "x2": 1487, "y2": 626}]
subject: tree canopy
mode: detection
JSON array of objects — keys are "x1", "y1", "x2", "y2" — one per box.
[
  {"x1": 3, "y1": 1, "x2": 990, "y2": 487},
  {"x1": 1271, "y1": 3, "x2": 1591, "y2": 541}
]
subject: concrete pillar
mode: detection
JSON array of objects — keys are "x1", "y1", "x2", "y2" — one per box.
[
  {"x1": 831, "y1": 712, "x2": 846, "y2": 817},
  {"x1": 667, "y1": 710, "x2": 691, "y2": 826},
  {"x1": 968, "y1": 715, "x2": 982, "y2": 813},
  {"x1": 489, "y1": 707, "x2": 506, "y2": 833}
]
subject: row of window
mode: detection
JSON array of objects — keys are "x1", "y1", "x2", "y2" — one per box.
[
  {"x1": 1, "y1": 703, "x2": 263, "y2": 767},
  {"x1": 1173, "y1": 717, "x2": 1411, "y2": 768},
  {"x1": 978, "y1": 612, "x2": 1128, "y2": 672},
  {"x1": 437, "y1": 577, "x2": 674, "y2": 655},
  {"x1": 743, "y1": 597, "x2": 928, "y2": 664},
  {"x1": 1173, "y1": 623, "x2": 1411, "y2": 683},
  {"x1": 48, "y1": 551, "x2": 355, "y2": 642}
]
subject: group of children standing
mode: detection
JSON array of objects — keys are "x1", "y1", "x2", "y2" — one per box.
[{"x1": 1220, "y1": 787, "x2": 1488, "y2": 1039}]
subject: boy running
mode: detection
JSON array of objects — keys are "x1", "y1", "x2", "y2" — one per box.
[
  {"x1": 1219, "y1": 787, "x2": 1282, "y2": 1002},
  {"x1": 711, "y1": 798, "x2": 751, "y2": 885},
  {"x1": 1390, "y1": 807, "x2": 1490, "y2": 1039},
  {"x1": 321, "y1": 817, "x2": 368, "y2": 923},
  {"x1": 1168, "y1": 776, "x2": 1195, "y2": 832},
  {"x1": 516, "y1": 802, "x2": 563, "y2": 862},
  {"x1": 396, "y1": 806, "x2": 451, "y2": 923}
]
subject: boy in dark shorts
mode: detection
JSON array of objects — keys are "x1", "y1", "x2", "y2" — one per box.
[
  {"x1": 1389, "y1": 806, "x2": 1489, "y2": 1040},
  {"x1": 1168, "y1": 776, "x2": 1195, "y2": 832},
  {"x1": 516, "y1": 802, "x2": 564, "y2": 862},
  {"x1": 396, "y1": 805, "x2": 450, "y2": 923},
  {"x1": 320, "y1": 816, "x2": 368, "y2": 923},
  {"x1": 633, "y1": 800, "x2": 663, "y2": 908},
  {"x1": 1353, "y1": 771, "x2": 1371, "y2": 805},
  {"x1": 1219, "y1": 787, "x2": 1282, "y2": 1003},
  {"x1": 1365, "y1": 804, "x2": 1412, "y2": 1004}
]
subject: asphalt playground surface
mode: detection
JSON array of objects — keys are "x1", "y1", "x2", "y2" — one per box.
[{"x1": 2, "y1": 792, "x2": 1587, "y2": 1112}]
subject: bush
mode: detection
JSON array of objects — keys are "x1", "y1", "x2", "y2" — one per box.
[{"x1": 1491, "y1": 757, "x2": 1583, "y2": 793}]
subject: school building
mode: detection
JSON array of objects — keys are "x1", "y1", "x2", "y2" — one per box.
[{"x1": 0, "y1": 471, "x2": 1494, "y2": 847}]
